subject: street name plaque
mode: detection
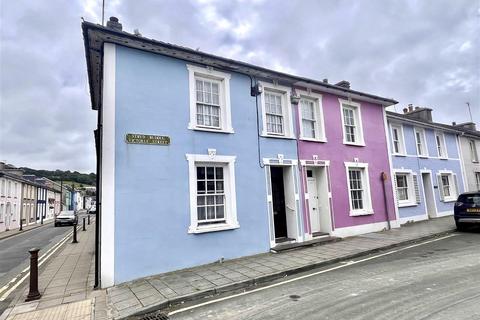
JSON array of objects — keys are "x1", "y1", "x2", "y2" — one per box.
[{"x1": 125, "y1": 133, "x2": 170, "y2": 146}]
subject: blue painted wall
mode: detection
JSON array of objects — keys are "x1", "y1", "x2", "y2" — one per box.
[
  {"x1": 389, "y1": 121, "x2": 464, "y2": 219},
  {"x1": 113, "y1": 45, "x2": 298, "y2": 283}
]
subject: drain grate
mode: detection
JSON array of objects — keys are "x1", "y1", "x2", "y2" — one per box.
[{"x1": 135, "y1": 310, "x2": 170, "y2": 320}]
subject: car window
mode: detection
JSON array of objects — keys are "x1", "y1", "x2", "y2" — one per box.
[{"x1": 458, "y1": 194, "x2": 480, "y2": 205}]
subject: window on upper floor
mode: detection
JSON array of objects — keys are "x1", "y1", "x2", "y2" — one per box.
[
  {"x1": 187, "y1": 65, "x2": 233, "y2": 133},
  {"x1": 340, "y1": 99, "x2": 364, "y2": 146},
  {"x1": 435, "y1": 132, "x2": 448, "y2": 159},
  {"x1": 0, "y1": 204, "x2": 3, "y2": 222},
  {"x1": 414, "y1": 128, "x2": 428, "y2": 157},
  {"x1": 7, "y1": 181, "x2": 11, "y2": 197},
  {"x1": 394, "y1": 172, "x2": 420, "y2": 207},
  {"x1": 0, "y1": 179, "x2": 4, "y2": 197},
  {"x1": 345, "y1": 162, "x2": 373, "y2": 216},
  {"x1": 186, "y1": 153, "x2": 239, "y2": 234},
  {"x1": 469, "y1": 139, "x2": 478, "y2": 163},
  {"x1": 390, "y1": 124, "x2": 406, "y2": 155},
  {"x1": 260, "y1": 83, "x2": 294, "y2": 138},
  {"x1": 437, "y1": 172, "x2": 458, "y2": 202},
  {"x1": 298, "y1": 92, "x2": 326, "y2": 142},
  {"x1": 475, "y1": 172, "x2": 480, "y2": 191}
]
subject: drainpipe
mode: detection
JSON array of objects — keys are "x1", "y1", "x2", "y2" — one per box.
[
  {"x1": 381, "y1": 172, "x2": 392, "y2": 230},
  {"x1": 290, "y1": 89, "x2": 309, "y2": 236}
]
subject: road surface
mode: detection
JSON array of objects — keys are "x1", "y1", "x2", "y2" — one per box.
[{"x1": 170, "y1": 231, "x2": 480, "y2": 320}]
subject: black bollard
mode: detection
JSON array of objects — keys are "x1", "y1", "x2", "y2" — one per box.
[
  {"x1": 87, "y1": 215, "x2": 90, "y2": 225},
  {"x1": 72, "y1": 223, "x2": 78, "y2": 243},
  {"x1": 83, "y1": 217, "x2": 86, "y2": 231},
  {"x1": 25, "y1": 248, "x2": 41, "y2": 301},
  {"x1": 19, "y1": 218, "x2": 23, "y2": 231}
]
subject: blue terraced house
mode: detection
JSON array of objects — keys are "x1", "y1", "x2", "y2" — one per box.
[{"x1": 387, "y1": 106, "x2": 465, "y2": 224}]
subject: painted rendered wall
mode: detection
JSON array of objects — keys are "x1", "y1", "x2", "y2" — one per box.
[
  {"x1": 113, "y1": 45, "x2": 298, "y2": 283},
  {"x1": 458, "y1": 135, "x2": 480, "y2": 191},
  {"x1": 297, "y1": 93, "x2": 396, "y2": 231},
  {"x1": 389, "y1": 122, "x2": 464, "y2": 220}
]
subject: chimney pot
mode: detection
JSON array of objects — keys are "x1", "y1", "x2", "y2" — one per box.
[
  {"x1": 403, "y1": 108, "x2": 408, "y2": 114},
  {"x1": 452, "y1": 122, "x2": 456, "y2": 126},
  {"x1": 408, "y1": 105, "x2": 413, "y2": 112},
  {"x1": 323, "y1": 78, "x2": 328, "y2": 83}
]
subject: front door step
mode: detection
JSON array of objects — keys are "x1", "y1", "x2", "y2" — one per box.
[{"x1": 271, "y1": 235, "x2": 340, "y2": 253}]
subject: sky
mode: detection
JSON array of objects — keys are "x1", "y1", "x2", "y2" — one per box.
[{"x1": 0, "y1": 0, "x2": 479, "y2": 173}]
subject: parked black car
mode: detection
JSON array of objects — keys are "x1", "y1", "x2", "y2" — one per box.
[
  {"x1": 454, "y1": 192, "x2": 480, "y2": 231},
  {"x1": 54, "y1": 210, "x2": 78, "y2": 227}
]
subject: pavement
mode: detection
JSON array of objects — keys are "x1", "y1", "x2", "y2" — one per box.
[
  {"x1": 106, "y1": 217, "x2": 456, "y2": 319},
  {"x1": 167, "y1": 230, "x2": 480, "y2": 320},
  {"x1": 0, "y1": 214, "x2": 107, "y2": 320}
]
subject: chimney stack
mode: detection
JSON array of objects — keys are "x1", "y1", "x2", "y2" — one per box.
[
  {"x1": 106, "y1": 16, "x2": 122, "y2": 31},
  {"x1": 335, "y1": 80, "x2": 350, "y2": 89},
  {"x1": 323, "y1": 78, "x2": 328, "y2": 84},
  {"x1": 403, "y1": 105, "x2": 433, "y2": 122},
  {"x1": 452, "y1": 122, "x2": 477, "y2": 131}
]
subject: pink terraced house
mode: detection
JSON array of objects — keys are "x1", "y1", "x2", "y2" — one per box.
[{"x1": 293, "y1": 81, "x2": 399, "y2": 239}]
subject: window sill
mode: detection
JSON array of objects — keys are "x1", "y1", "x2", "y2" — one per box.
[
  {"x1": 260, "y1": 134, "x2": 296, "y2": 140},
  {"x1": 398, "y1": 202, "x2": 418, "y2": 208},
  {"x1": 438, "y1": 157, "x2": 448, "y2": 160},
  {"x1": 393, "y1": 153, "x2": 407, "y2": 157},
  {"x1": 300, "y1": 137, "x2": 327, "y2": 143},
  {"x1": 188, "y1": 125, "x2": 234, "y2": 134},
  {"x1": 350, "y1": 210, "x2": 374, "y2": 216},
  {"x1": 418, "y1": 155, "x2": 429, "y2": 159},
  {"x1": 343, "y1": 141, "x2": 366, "y2": 147},
  {"x1": 442, "y1": 197, "x2": 457, "y2": 203},
  {"x1": 188, "y1": 222, "x2": 240, "y2": 234}
]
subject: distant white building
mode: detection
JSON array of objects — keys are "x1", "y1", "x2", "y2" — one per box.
[{"x1": 0, "y1": 172, "x2": 22, "y2": 232}]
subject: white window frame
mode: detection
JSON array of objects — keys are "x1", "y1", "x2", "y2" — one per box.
[
  {"x1": 297, "y1": 90, "x2": 326, "y2": 142},
  {"x1": 186, "y1": 153, "x2": 239, "y2": 234},
  {"x1": 390, "y1": 123, "x2": 406, "y2": 155},
  {"x1": 344, "y1": 162, "x2": 373, "y2": 216},
  {"x1": 339, "y1": 99, "x2": 365, "y2": 146},
  {"x1": 394, "y1": 170, "x2": 417, "y2": 207},
  {"x1": 437, "y1": 170, "x2": 458, "y2": 202},
  {"x1": 414, "y1": 127, "x2": 428, "y2": 157},
  {"x1": 475, "y1": 172, "x2": 480, "y2": 191},
  {"x1": 469, "y1": 139, "x2": 478, "y2": 163},
  {"x1": 187, "y1": 65, "x2": 233, "y2": 133},
  {"x1": 435, "y1": 132, "x2": 448, "y2": 159},
  {"x1": 260, "y1": 82, "x2": 295, "y2": 139}
]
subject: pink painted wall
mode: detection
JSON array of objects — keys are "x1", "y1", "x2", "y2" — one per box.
[{"x1": 295, "y1": 90, "x2": 396, "y2": 231}]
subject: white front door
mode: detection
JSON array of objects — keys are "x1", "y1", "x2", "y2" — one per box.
[{"x1": 307, "y1": 176, "x2": 321, "y2": 233}]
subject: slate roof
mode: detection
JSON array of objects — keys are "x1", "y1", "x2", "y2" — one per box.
[
  {"x1": 82, "y1": 20, "x2": 398, "y2": 111},
  {"x1": 387, "y1": 111, "x2": 480, "y2": 138}
]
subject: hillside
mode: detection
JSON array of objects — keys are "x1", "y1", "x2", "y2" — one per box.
[{"x1": 20, "y1": 167, "x2": 96, "y2": 187}]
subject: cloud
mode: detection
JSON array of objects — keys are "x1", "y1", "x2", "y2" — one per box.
[{"x1": 1, "y1": 0, "x2": 478, "y2": 173}]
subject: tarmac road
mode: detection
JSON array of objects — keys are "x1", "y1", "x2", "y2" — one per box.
[{"x1": 170, "y1": 230, "x2": 480, "y2": 320}]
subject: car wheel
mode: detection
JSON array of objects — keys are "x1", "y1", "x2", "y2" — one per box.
[
  {"x1": 456, "y1": 222, "x2": 467, "y2": 232},
  {"x1": 54, "y1": 223, "x2": 58, "y2": 227}
]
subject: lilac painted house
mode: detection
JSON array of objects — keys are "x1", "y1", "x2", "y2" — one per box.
[{"x1": 294, "y1": 84, "x2": 399, "y2": 239}]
